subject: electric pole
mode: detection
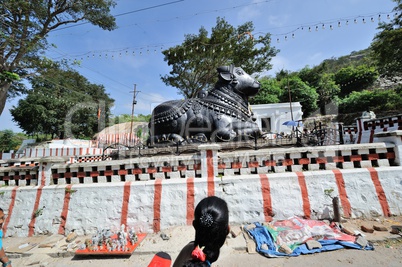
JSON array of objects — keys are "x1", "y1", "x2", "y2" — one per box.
[{"x1": 129, "y1": 84, "x2": 140, "y2": 146}]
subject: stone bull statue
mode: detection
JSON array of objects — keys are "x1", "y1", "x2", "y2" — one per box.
[{"x1": 148, "y1": 65, "x2": 261, "y2": 145}]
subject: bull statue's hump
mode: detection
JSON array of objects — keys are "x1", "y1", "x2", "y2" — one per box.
[{"x1": 148, "y1": 66, "x2": 261, "y2": 145}]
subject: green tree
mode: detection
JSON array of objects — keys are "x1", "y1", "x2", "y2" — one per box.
[
  {"x1": 371, "y1": 0, "x2": 402, "y2": 77},
  {"x1": 278, "y1": 75, "x2": 319, "y2": 118},
  {"x1": 161, "y1": 17, "x2": 279, "y2": 98},
  {"x1": 334, "y1": 65, "x2": 378, "y2": 97},
  {"x1": 339, "y1": 89, "x2": 402, "y2": 114},
  {"x1": 316, "y1": 73, "x2": 340, "y2": 115},
  {"x1": 0, "y1": 0, "x2": 117, "y2": 116},
  {"x1": 250, "y1": 77, "x2": 283, "y2": 104},
  {"x1": 0, "y1": 130, "x2": 25, "y2": 152},
  {"x1": 10, "y1": 63, "x2": 114, "y2": 139}
]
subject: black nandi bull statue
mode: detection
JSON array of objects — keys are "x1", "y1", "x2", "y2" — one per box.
[{"x1": 148, "y1": 65, "x2": 261, "y2": 145}]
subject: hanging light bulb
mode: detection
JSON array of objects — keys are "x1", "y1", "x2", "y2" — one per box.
[
  {"x1": 338, "y1": 21, "x2": 341, "y2": 27},
  {"x1": 132, "y1": 51, "x2": 135, "y2": 56},
  {"x1": 277, "y1": 38, "x2": 280, "y2": 43},
  {"x1": 354, "y1": 19, "x2": 357, "y2": 23},
  {"x1": 362, "y1": 18, "x2": 366, "y2": 23},
  {"x1": 309, "y1": 27, "x2": 311, "y2": 32},
  {"x1": 346, "y1": 20, "x2": 349, "y2": 25},
  {"x1": 378, "y1": 14, "x2": 381, "y2": 21},
  {"x1": 315, "y1": 26, "x2": 319, "y2": 31},
  {"x1": 284, "y1": 36, "x2": 287, "y2": 41},
  {"x1": 371, "y1": 17, "x2": 374, "y2": 22},
  {"x1": 387, "y1": 14, "x2": 390, "y2": 19},
  {"x1": 322, "y1": 24, "x2": 325, "y2": 30},
  {"x1": 292, "y1": 33, "x2": 295, "y2": 38},
  {"x1": 330, "y1": 25, "x2": 333, "y2": 30}
]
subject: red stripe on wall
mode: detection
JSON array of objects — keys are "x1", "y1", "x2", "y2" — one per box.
[
  {"x1": 28, "y1": 185, "x2": 44, "y2": 237},
  {"x1": 186, "y1": 177, "x2": 195, "y2": 225},
  {"x1": 259, "y1": 174, "x2": 273, "y2": 221},
  {"x1": 153, "y1": 179, "x2": 163, "y2": 232},
  {"x1": 296, "y1": 172, "x2": 311, "y2": 219},
  {"x1": 368, "y1": 168, "x2": 391, "y2": 216},
  {"x1": 40, "y1": 163, "x2": 47, "y2": 186},
  {"x1": 206, "y1": 150, "x2": 215, "y2": 196},
  {"x1": 58, "y1": 185, "x2": 73, "y2": 235},
  {"x1": 332, "y1": 170, "x2": 352, "y2": 218},
  {"x1": 3, "y1": 186, "x2": 18, "y2": 236},
  {"x1": 120, "y1": 181, "x2": 132, "y2": 227}
]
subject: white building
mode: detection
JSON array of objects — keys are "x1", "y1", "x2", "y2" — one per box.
[{"x1": 251, "y1": 102, "x2": 303, "y2": 134}]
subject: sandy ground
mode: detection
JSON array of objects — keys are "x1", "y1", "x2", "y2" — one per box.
[{"x1": 5, "y1": 217, "x2": 402, "y2": 267}]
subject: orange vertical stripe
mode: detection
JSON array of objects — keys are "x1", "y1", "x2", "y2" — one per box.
[
  {"x1": 58, "y1": 185, "x2": 73, "y2": 235},
  {"x1": 153, "y1": 179, "x2": 163, "y2": 232},
  {"x1": 296, "y1": 172, "x2": 311, "y2": 219},
  {"x1": 332, "y1": 170, "x2": 352, "y2": 218},
  {"x1": 3, "y1": 186, "x2": 18, "y2": 236},
  {"x1": 206, "y1": 150, "x2": 215, "y2": 196},
  {"x1": 28, "y1": 186, "x2": 44, "y2": 237},
  {"x1": 186, "y1": 177, "x2": 195, "y2": 225},
  {"x1": 368, "y1": 168, "x2": 391, "y2": 216},
  {"x1": 120, "y1": 181, "x2": 131, "y2": 227},
  {"x1": 259, "y1": 174, "x2": 273, "y2": 221}
]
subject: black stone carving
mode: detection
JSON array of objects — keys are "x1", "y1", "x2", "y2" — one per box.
[{"x1": 148, "y1": 65, "x2": 261, "y2": 145}]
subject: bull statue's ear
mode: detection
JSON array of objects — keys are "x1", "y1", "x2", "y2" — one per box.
[{"x1": 217, "y1": 66, "x2": 232, "y2": 82}]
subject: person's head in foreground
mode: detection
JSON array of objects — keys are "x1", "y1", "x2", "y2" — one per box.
[{"x1": 184, "y1": 196, "x2": 229, "y2": 267}]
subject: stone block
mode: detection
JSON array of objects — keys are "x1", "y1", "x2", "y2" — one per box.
[
  {"x1": 306, "y1": 240, "x2": 322, "y2": 250},
  {"x1": 137, "y1": 174, "x2": 148, "y2": 181},
  {"x1": 360, "y1": 161, "x2": 372, "y2": 168},
  {"x1": 274, "y1": 166, "x2": 286, "y2": 173},
  {"x1": 111, "y1": 175, "x2": 121, "y2": 183},
  {"x1": 223, "y1": 169, "x2": 235, "y2": 176},
  {"x1": 342, "y1": 162, "x2": 354, "y2": 169},
  {"x1": 309, "y1": 164, "x2": 320, "y2": 171},
  {"x1": 377, "y1": 159, "x2": 390, "y2": 167},
  {"x1": 355, "y1": 235, "x2": 368, "y2": 247},
  {"x1": 83, "y1": 177, "x2": 93, "y2": 184},
  {"x1": 256, "y1": 166, "x2": 269, "y2": 174},
  {"x1": 361, "y1": 223, "x2": 374, "y2": 233},
  {"x1": 185, "y1": 170, "x2": 196, "y2": 178},
  {"x1": 373, "y1": 224, "x2": 388, "y2": 231},
  {"x1": 71, "y1": 177, "x2": 80, "y2": 184},
  {"x1": 291, "y1": 165, "x2": 303, "y2": 172},
  {"x1": 169, "y1": 172, "x2": 181, "y2": 179},
  {"x1": 98, "y1": 176, "x2": 107, "y2": 183},
  {"x1": 240, "y1": 168, "x2": 251, "y2": 175}
]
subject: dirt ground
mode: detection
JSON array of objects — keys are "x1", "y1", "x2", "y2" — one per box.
[{"x1": 6, "y1": 217, "x2": 402, "y2": 267}]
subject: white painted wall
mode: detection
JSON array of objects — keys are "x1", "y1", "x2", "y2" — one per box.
[{"x1": 251, "y1": 102, "x2": 303, "y2": 134}]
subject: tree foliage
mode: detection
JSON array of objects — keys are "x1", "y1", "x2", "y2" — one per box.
[
  {"x1": 0, "y1": 130, "x2": 26, "y2": 152},
  {"x1": 0, "y1": 0, "x2": 117, "y2": 115},
  {"x1": 161, "y1": 17, "x2": 279, "y2": 98},
  {"x1": 339, "y1": 89, "x2": 402, "y2": 114},
  {"x1": 10, "y1": 63, "x2": 114, "y2": 139},
  {"x1": 334, "y1": 65, "x2": 378, "y2": 97},
  {"x1": 250, "y1": 78, "x2": 283, "y2": 104},
  {"x1": 371, "y1": 0, "x2": 402, "y2": 77}
]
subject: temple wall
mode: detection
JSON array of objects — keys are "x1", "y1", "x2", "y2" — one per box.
[{"x1": 0, "y1": 132, "x2": 402, "y2": 237}]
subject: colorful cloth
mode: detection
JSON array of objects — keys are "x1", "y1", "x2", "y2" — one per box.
[{"x1": 247, "y1": 217, "x2": 374, "y2": 258}]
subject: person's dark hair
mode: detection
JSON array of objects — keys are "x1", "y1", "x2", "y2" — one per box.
[{"x1": 184, "y1": 196, "x2": 229, "y2": 267}]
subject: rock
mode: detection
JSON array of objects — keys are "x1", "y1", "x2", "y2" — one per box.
[
  {"x1": 230, "y1": 226, "x2": 242, "y2": 238},
  {"x1": 355, "y1": 235, "x2": 368, "y2": 248},
  {"x1": 390, "y1": 225, "x2": 402, "y2": 234},
  {"x1": 278, "y1": 243, "x2": 293, "y2": 254},
  {"x1": 373, "y1": 224, "x2": 388, "y2": 231},
  {"x1": 361, "y1": 223, "x2": 374, "y2": 233},
  {"x1": 341, "y1": 226, "x2": 356, "y2": 236},
  {"x1": 306, "y1": 240, "x2": 322, "y2": 250},
  {"x1": 66, "y1": 232, "x2": 77, "y2": 243}
]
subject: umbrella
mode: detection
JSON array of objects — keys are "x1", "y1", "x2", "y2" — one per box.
[{"x1": 282, "y1": 120, "x2": 303, "y2": 127}]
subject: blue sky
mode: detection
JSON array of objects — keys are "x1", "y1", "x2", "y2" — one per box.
[{"x1": 0, "y1": 0, "x2": 397, "y2": 132}]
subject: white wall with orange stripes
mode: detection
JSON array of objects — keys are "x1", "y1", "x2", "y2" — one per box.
[{"x1": 1, "y1": 166, "x2": 401, "y2": 237}]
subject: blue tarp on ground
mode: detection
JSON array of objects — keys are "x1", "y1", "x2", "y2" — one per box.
[{"x1": 247, "y1": 217, "x2": 374, "y2": 258}]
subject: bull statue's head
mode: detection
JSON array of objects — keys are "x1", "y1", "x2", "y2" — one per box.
[{"x1": 217, "y1": 65, "x2": 260, "y2": 97}]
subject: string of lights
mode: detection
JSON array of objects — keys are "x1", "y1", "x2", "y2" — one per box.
[{"x1": 49, "y1": 10, "x2": 399, "y2": 63}]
